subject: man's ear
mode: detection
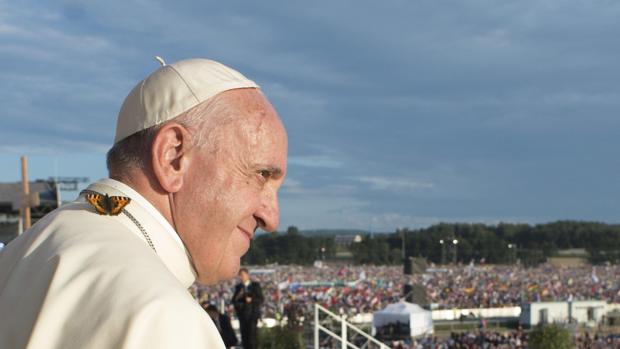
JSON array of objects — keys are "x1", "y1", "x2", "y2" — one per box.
[{"x1": 150, "y1": 122, "x2": 193, "y2": 193}]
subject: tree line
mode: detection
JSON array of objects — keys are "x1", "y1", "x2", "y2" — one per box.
[{"x1": 242, "y1": 221, "x2": 620, "y2": 266}]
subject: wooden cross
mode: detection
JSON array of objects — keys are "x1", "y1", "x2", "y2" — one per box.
[{"x1": 20, "y1": 156, "x2": 39, "y2": 231}]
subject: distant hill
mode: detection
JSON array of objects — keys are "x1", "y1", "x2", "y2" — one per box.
[
  {"x1": 256, "y1": 228, "x2": 377, "y2": 237},
  {"x1": 299, "y1": 229, "x2": 371, "y2": 237},
  {"x1": 246, "y1": 220, "x2": 620, "y2": 265}
]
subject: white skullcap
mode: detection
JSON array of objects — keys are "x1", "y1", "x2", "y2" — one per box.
[{"x1": 114, "y1": 57, "x2": 259, "y2": 143}]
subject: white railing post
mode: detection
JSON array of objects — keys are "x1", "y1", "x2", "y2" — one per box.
[
  {"x1": 314, "y1": 303, "x2": 389, "y2": 349},
  {"x1": 314, "y1": 304, "x2": 319, "y2": 349},
  {"x1": 341, "y1": 315, "x2": 347, "y2": 349}
]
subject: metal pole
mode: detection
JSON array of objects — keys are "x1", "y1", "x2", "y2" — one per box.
[
  {"x1": 439, "y1": 240, "x2": 445, "y2": 265},
  {"x1": 21, "y1": 156, "x2": 31, "y2": 229},
  {"x1": 442, "y1": 244, "x2": 445, "y2": 265},
  {"x1": 452, "y1": 239, "x2": 459, "y2": 264},
  {"x1": 314, "y1": 304, "x2": 319, "y2": 349},
  {"x1": 401, "y1": 229, "x2": 406, "y2": 260},
  {"x1": 18, "y1": 216, "x2": 23, "y2": 235},
  {"x1": 341, "y1": 315, "x2": 347, "y2": 349},
  {"x1": 54, "y1": 179, "x2": 62, "y2": 209}
]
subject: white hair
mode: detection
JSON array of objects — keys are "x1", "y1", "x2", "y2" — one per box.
[{"x1": 106, "y1": 91, "x2": 238, "y2": 177}]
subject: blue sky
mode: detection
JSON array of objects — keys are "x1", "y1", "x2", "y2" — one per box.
[{"x1": 1, "y1": 0, "x2": 619, "y2": 231}]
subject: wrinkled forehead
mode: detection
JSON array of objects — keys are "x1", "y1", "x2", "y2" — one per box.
[{"x1": 225, "y1": 91, "x2": 287, "y2": 148}]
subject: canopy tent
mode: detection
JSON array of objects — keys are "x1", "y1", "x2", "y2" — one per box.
[{"x1": 373, "y1": 301, "x2": 433, "y2": 338}]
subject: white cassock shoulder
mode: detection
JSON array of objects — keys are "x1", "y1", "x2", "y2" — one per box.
[
  {"x1": 0, "y1": 201, "x2": 225, "y2": 349},
  {"x1": 118, "y1": 291, "x2": 224, "y2": 349}
]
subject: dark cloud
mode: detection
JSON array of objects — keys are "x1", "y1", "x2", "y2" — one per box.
[{"x1": 1, "y1": 0, "x2": 619, "y2": 230}]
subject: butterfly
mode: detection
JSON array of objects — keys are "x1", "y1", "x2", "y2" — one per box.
[{"x1": 85, "y1": 193, "x2": 131, "y2": 216}]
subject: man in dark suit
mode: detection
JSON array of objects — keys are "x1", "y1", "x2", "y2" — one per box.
[
  {"x1": 232, "y1": 268, "x2": 263, "y2": 349},
  {"x1": 202, "y1": 303, "x2": 238, "y2": 348}
]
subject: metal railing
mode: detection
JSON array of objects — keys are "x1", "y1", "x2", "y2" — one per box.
[{"x1": 313, "y1": 303, "x2": 389, "y2": 349}]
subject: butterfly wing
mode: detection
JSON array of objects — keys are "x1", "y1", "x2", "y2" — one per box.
[
  {"x1": 109, "y1": 196, "x2": 131, "y2": 216},
  {"x1": 86, "y1": 193, "x2": 108, "y2": 215}
]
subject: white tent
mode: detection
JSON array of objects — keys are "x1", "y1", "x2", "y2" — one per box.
[{"x1": 373, "y1": 301, "x2": 433, "y2": 338}]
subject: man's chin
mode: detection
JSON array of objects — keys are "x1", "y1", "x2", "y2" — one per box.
[
  {"x1": 203, "y1": 260, "x2": 241, "y2": 285},
  {"x1": 195, "y1": 275, "x2": 217, "y2": 286}
]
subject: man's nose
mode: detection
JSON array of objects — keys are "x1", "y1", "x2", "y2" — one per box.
[{"x1": 253, "y1": 191, "x2": 280, "y2": 233}]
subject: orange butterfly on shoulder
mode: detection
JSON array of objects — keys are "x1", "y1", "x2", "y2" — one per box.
[{"x1": 85, "y1": 193, "x2": 131, "y2": 216}]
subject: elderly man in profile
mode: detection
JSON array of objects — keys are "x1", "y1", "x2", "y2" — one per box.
[{"x1": 0, "y1": 58, "x2": 288, "y2": 348}]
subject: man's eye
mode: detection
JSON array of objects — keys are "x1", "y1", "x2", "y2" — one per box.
[{"x1": 258, "y1": 170, "x2": 272, "y2": 180}]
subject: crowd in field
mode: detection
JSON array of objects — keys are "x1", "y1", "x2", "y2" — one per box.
[
  {"x1": 192, "y1": 263, "x2": 620, "y2": 319},
  {"x1": 192, "y1": 263, "x2": 620, "y2": 348},
  {"x1": 388, "y1": 331, "x2": 620, "y2": 349},
  {"x1": 389, "y1": 330, "x2": 527, "y2": 349},
  {"x1": 423, "y1": 263, "x2": 620, "y2": 309}
]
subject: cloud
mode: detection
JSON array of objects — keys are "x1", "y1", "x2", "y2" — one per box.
[
  {"x1": 0, "y1": 1, "x2": 134, "y2": 153},
  {"x1": 354, "y1": 176, "x2": 435, "y2": 192},
  {"x1": 281, "y1": 177, "x2": 357, "y2": 197},
  {"x1": 0, "y1": 140, "x2": 107, "y2": 154},
  {"x1": 344, "y1": 212, "x2": 546, "y2": 232},
  {"x1": 281, "y1": 178, "x2": 307, "y2": 195},
  {"x1": 288, "y1": 155, "x2": 343, "y2": 169},
  {"x1": 279, "y1": 194, "x2": 370, "y2": 230},
  {"x1": 2, "y1": 0, "x2": 620, "y2": 229}
]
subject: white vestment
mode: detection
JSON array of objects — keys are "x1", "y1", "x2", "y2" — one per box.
[{"x1": 0, "y1": 179, "x2": 225, "y2": 349}]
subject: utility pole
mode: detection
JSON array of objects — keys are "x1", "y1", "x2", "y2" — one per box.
[
  {"x1": 20, "y1": 156, "x2": 31, "y2": 230},
  {"x1": 439, "y1": 239, "x2": 445, "y2": 265},
  {"x1": 452, "y1": 239, "x2": 459, "y2": 264},
  {"x1": 400, "y1": 228, "x2": 407, "y2": 260}
]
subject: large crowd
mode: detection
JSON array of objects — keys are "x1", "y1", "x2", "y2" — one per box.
[
  {"x1": 389, "y1": 331, "x2": 620, "y2": 349},
  {"x1": 423, "y1": 263, "x2": 620, "y2": 309},
  {"x1": 191, "y1": 263, "x2": 620, "y2": 348},
  {"x1": 192, "y1": 263, "x2": 620, "y2": 319}
]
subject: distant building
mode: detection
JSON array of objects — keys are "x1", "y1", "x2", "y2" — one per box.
[
  {"x1": 334, "y1": 234, "x2": 362, "y2": 246},
  {"x1": 547, "y1": 248, "x2": 590, "y2": 267},
  {"x1": 520, "y1": 300, "x2": 607, "y2": 327},
  {"x1": 0, "y1": 179, "x2": 60, "y2": 244}
]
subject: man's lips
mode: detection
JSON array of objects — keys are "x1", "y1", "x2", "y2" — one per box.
[{"x1": 238, "y1": 226, "x2": 254, "y2": 241}]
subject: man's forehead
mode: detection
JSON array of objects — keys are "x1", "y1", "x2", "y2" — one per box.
[
  {"x1": 213, "y1": 90, "x2": 287, "y2": 172},
  {"x1": 228, "y1": 101, "x2": 286, "y2": 148},
  {"x1": 219, "y1": 90, "x2": 280, "y2": 131}
]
